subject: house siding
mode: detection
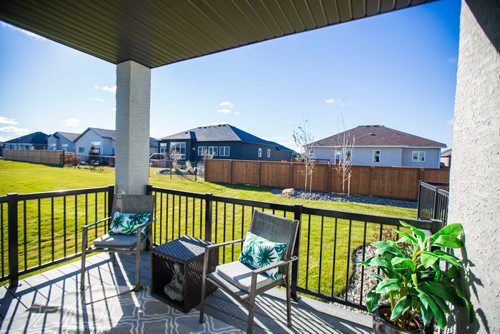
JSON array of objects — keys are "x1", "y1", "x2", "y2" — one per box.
[
  {"x1": 351, "y1": 147, "x2": 402, "y2": 166},
  {"x1": 401, "y1": 148, "x2": 441, "y2": 168},
  {"x1": 74, "y1": 130, "x2": 114, "y2": 159},
  {"x1": 242, "y1": 142, "x2": 292, "y2": 161}
]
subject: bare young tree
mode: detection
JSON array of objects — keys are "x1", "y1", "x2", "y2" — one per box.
[
  {"x1": 333, "y1": 114, "x2": 355, "y2": 196},
  {"x1": 293, "y1": 118, "x2": 315, "y2": 192},
  {"x1": 169, "y1": 144, "x2": 183, "y2": 179}
]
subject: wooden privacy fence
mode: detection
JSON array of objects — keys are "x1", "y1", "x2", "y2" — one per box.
[
  {"x1": 3, "y1": 149, "x2": 64, "y2": 166},
  {"x1": 205, "y1": 159, "x2": 450, "y2": 200}
]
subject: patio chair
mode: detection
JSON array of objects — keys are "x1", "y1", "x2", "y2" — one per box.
[
  {"x1": 199, "y1": 210, "x2": 300, "y2": 334},
  {"x1": 80, "y1": 194, "x2": 155, "y2": 291}
]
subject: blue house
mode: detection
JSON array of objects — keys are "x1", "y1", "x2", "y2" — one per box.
[
  {"x1": 159, "y1": 124, "x2": 293, "y2": 162},
  {"x1": 47, "y1": 132, "x2": 79, "y2": 152}
]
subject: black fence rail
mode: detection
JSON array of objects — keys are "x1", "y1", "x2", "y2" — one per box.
[
  {"x1": 417, "y1": 181, "x2": 449, "y2": 222},
  {"x1": 148, "y1": 185, "x2": 442, "y2": 310},
  {"x1": 0, "y1": 186, "x2": 113, "y2": 286}
]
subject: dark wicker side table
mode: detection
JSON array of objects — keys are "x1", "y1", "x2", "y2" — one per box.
[{"x1": 151, "y1": 236, "x2": 218, "y2": 313}]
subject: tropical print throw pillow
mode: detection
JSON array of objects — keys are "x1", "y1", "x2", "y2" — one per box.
[
  {"x1": 238, "y1": 231, "x2": 287, "y2": 280},
  {"x1": 109, "y1": 211, "x2": 150, "y2": 238}
]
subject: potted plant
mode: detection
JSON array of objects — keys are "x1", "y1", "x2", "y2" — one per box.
[{"x1": 362, "y1": 221, "x2": 472, "y2": 333}]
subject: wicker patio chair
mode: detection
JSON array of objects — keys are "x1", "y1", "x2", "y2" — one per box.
[
  {"x1": 199, "y1": 210, "x2": 300, "y2": 334},
  {"x1": 80, "y1": 194, "x2": 155, "y2": 291}
]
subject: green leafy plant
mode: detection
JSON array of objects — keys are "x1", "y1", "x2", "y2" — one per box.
[{"x1": 362, "y1": 221, "x2": 472, "y2": 330}]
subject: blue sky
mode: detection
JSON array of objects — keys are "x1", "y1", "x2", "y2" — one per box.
[{"x1": 0, "y1": 0, "x2": 460, "y2": 150}]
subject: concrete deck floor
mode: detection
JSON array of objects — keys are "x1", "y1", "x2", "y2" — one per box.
[{"x1": 0, "y1": 251, "x2": 371, "y2": 333}]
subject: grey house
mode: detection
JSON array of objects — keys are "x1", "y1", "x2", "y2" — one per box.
[
  {"x1": 159, "y1": 124, "x2": 293, "y2": 162},
  {"x1": 47, "y1": 132, "x2": 79, "y2": 152},
  {"x1": 74, "y1": 127, "x2": 159, "y2": 160},
  {"x1": 3, "y1": 132, "x2": 48, "y2": 150},
  {"x1": 310, "y1": 125, "x2": 446, "y2": 168}
]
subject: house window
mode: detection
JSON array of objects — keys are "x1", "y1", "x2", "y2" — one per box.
[
  {"x1": 266, "y1": 148, "x2": 271, "y2": 158},
  {"x1": 159, "y1": 143, "x2": 167, "y2": 154},
  {"x1": 78, "y1": 147, "x2": 85, "y2": 153},
  {"x1": 198, "y1": 146, "x2": 207, "y2": 156},
  {"x1": 373, "y1": 150, "x2": 381, "y2": 163},
  {"x1": 258, "y1": 148, "x2": 262, "y2": 158},
  {"x1": 219, "y1": 146, "x2": 230, "y2": 157},
  {"x1": 61, "y1": 144, "x2": 68, "y2": 150},
  {"x1": 49, "y1": 143, "x2": 57, "y2": 150},
  {"x1": 171, "y1": 142, "x2": 186, "y2": 159},
  {"x1": 208, "y1": 146, "x2": 218, "y2": 157},
  {"x1": 412, "y1": 151, "x2": 425, "y2": 162}
]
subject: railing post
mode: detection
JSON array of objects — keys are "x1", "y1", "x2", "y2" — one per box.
[
  {"x1": 417, "y1": 180, "x2": 422, "y2": 219},
  {"x1": 432, "y1": 186, "x2": 439, "y2": 220},
  {"x1": 204, "y1": 193, "x2": 213, "y2": 242},
  {"x1": 7, "y1": 193, "x2": 19, "y2": 288},
  {"x1": 107, "y1": 185, "x2": 114, "y2": 218},
  {"x1": 145, "y1": 184, "x2": 153, "y2": 195},
  {"x1": 291, "y1": 204, "x2": 303, "y2": 301}
]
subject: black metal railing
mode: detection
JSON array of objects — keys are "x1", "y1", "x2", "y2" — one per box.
[
  {"x1": 417, "y1": 181, "x2": 449, "y2": 222},
  {"x1": 0, "y1": 186, "x2": 114, "y2": 286},
  {"x1": 148, "y1": 185, "x2": 442, "y2": 310},
  {"x1": 2, "y1": 184, "x2": 443, "y2": 311}
]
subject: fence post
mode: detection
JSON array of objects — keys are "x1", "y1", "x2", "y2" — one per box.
[
  {"x1": 7, "y1": 193, "x2": 19, "y2": 288},
  {"x1": 204, "y1": 193, "x2": 213, "y2": 242},
  {"x1": 291, "y1": 204, "x2": 303, "y2": 301},
  {"x1": 107, "y1": 185, "x2": 115, "y2": 218}
]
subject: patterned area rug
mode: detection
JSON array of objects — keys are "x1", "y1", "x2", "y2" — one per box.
[{"x1": 4, "y1": 285, "x2": 240, "y2": 333}]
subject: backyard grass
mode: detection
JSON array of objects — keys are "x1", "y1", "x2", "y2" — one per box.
[{"x1": 0, "y1": 160, "x2": 416, "y2": 298}]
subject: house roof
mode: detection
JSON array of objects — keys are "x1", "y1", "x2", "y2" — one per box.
[
  {"x1": 441, "y1": 148, "x2": 452, "y2": 157},
  {"x1": 0, "y1": 1, "x2": 433, "y2": 69},
  {"x1": 311, "y1": 125, "x2": 446, "y2": 148},
  {"x1": 74, "y1": 127, "x2": 158, "y2": 146},
  {"x1": 160, "y1": 124, "x2": 293, "y2": 151},
  {"x1": 52, "y1": 131, "x2": 79, "y2": 142},
  {"x1": 4, "y1": 131, "x2": 48, "y2": 144}
]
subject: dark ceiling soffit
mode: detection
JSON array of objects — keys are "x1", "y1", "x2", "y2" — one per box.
[{"x1": 0, "y1": 0, "x2": 434, "y2": 69}]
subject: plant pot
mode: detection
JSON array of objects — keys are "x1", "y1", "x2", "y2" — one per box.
[{"x1": 373, "y1": 304, "x2": 425, "y2": 334}]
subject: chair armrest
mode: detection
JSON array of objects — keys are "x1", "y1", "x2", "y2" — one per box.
[
  {"x1": 252, "y1": 256, "x2": 298, "y2": 276},
  {"x1": 206, "y1": 238, "x2": 245, "y2": 250},
  {"x1": 137, "y1": 218, "x2": 156, "y2": 231},
  {"x1": 82, "y1": 217, "x2": 112, "y2": 229}
]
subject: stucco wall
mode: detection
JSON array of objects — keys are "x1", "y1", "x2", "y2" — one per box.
[
  {"x1": 449, "y1": 1, "x2": 500, "y2": 332},
  {"x1": 401, "y1": 148, "x2": 441, "y2": 168}
]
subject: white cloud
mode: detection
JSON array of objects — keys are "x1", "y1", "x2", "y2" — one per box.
[
  {"x1": 325, "y1": 97, "x2": 351, "y2": 107},
  {"x1": 0, "y1": 126, "x2": 30, "y2": 135},
  {"x1": 218, "y1": 101, "x2": 234, "y2": 109},
  {"x1": 61, "y1": 118, "x2": 80, "y2": 127},
  {"x1": 0, "y1": 116, "x2": 17, "y2": 125},
  {"x1": 217, "y1": 108, "x2": 232, "y2": 114},
  {"x1": 90, "y1": 97, "x2": 104, "y2": 102},
  {"x1": 1, "y1": 22, "x2": 47, "y2": 41},
  {"x1": 234, "y1": 111, "x2": 240, "y2": 115},
  {"x1": 94, "y1": 84, "x2": 117, "y2": 94},
  {"x1": 0, "y1": 135, "x2": 12, "y2": 142}
]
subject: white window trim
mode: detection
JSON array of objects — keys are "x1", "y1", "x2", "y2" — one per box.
[
  {"x1": 412, "y1": 151, "x2": 426, "y2": 163},
  {"x1": 266, "y1": 148, "x2": 271, "y2": 158},
  {"x1": 258, "y1": 148, "x2": 262, "y2": 158},
  {"x1": 373, "y1": 149, "x2": 381, "y2": 163},
  {"x1": 208, "y1": 146, "x2": 218, "y2": 156},
  {"x1": 219, "y1": 146, "x2": 230, "y2": 157},
  {"x1": 171, "y1": 142, "x2": 187, "y2": 159}
]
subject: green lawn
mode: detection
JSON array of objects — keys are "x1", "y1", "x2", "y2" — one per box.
[{"x1": 0, "y1": 160, "x2": 415, "y2": 297}]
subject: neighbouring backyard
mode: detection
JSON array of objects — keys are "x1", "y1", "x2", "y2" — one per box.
[{"x1": 0, "y1": 160, "x2": 417, "y2": 302}]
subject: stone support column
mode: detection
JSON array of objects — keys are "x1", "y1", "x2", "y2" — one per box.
[{"x1": 115, "y1": 60, "x2": 151, "y2": 195}]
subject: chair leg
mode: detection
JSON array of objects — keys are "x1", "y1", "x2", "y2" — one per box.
[
  {"x1": 80, "y1": 248, "x2": 86, "y2": 291},
  {"x1": 199, "y1": 276, "x2": 206, "y2": 324},
  {"x1": 134, "y1": 245, "x2": 141, "y2": 291},
  {"x1": 286, "y1": 270, "x2": 292, "y2": 327},
  {"x1": 247, "y1": 291, "x2": 256, "y2": 334}
]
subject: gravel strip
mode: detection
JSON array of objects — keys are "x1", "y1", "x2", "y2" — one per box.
[{"x1": 271, "y1": 189, "x2": 417, "y2": 208}]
